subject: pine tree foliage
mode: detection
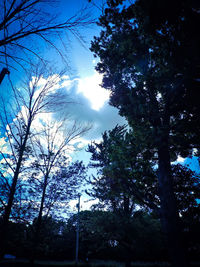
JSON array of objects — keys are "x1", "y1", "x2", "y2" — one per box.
[{"x1": 90, "y1": 1, "x2": 200, "y2": 265}]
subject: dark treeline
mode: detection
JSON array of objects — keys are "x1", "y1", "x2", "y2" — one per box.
[{"x1": 1, "y1": 209, "x2": 200, "y2": 263}]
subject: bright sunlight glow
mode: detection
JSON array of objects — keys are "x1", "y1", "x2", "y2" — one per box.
[{"x1": 77, "y1": 71, "x2": 110, "y2": 111}]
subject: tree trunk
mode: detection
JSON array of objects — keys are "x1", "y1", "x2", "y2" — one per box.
[
  {"x1": 30, "y1": 174, "x2": 48, "y2": 264},
  {"x1": 0, "y1": 165, "x2": 21, "y2": 257},
  {"x1": 158, "y1": 141, "x2": 188, "y2": 267},
  {"x1": 37, "y1": 175, "x2": 48, "y2": 232},
  {"x1": 0, "y1": 119, "x2": 32, "y2": 258}
]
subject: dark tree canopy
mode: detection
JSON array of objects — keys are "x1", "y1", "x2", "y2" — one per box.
[
  {"x1": 66, "y1": 210, "x2": 166, "y2": 262},
  {"x1": 90, "y1": 1, "x2": 200, "y2": 266},
  {"x1": 87, "y1": 125, "x2": 158, "y2": 214},
  {"x1": 91, "y1": 0, "x2": 200, "y2": 157},
  {"x1": 87, "y1": 126, "x2": 200, "y2": 218}
]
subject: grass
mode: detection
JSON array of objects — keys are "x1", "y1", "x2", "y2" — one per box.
[
  {"x1": 0, "y1": 259, "x2": 122, "y2": 267},
  {"x1": 0, "y1": 259, "x2": 200, "y2": 267},
  {"x1": 0, "y1": 259, "x2": 169, "y2": 267}
]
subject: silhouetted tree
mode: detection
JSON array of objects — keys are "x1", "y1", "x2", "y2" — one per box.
[
  {"x1": 0, "y1": 66, "x2": 76, "y2": 256},
  {"x1": 0, "y1": 0, "x2": 94, "y2": 69},
  {"x1": 90, "y1": 0, "x2": 200, "y2": 266},
  {"x1": 87, "y1": 125, "x2": 158, "y2": 214}
]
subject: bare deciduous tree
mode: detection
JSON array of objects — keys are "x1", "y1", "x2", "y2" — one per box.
[
  {"x1": 0, "y1": 66, "x2": 81, "y2": 255},
  {"x1": 0, "y1": 0, "x2": 95, "y2": 70},
  {"x1": 26, "y1": 118, "x2": 88, "y2": 261},
  {"x1": 29, "y1": 118, "x2": 89, "y2": 222}
]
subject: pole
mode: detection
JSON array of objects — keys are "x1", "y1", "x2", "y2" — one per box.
[{"x1": 75, "y1": 194, "x2": 80, "y2": 264}]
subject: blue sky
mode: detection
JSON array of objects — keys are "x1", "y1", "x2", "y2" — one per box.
[
  {"x1": 0, "y1": 0, "x2": 199, "y2": 212},
  {"x1": 0, "y1": 0, "x2": 125, "y2": 144},
  {"x1": 0, "y1": 0, "x2": 126, "y2": 211}
]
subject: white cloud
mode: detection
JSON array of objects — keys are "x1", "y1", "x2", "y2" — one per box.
[
  {"x1": 68, "y1": 197, "x2": 98, "y2": 212},
  {"x1": 1, "y1": 70, "x2": 125, "y2": 176},
  {"x1": 1, "y1": 71, "x2": 125, "y2": 162},
  {"x1": 30, "y1": 74, "x2": 62, "y2": 101},
  {"x1": 0, "y1": 137, "x2": 11, "y2": 154},
  {"x1": 77, "y1": 71, "x2": 110, "y2": 111},
  {"x1": 0, "y1": 71, "x2": 127, "y2": 218},
  {"x1": 61, "y1": 75, "x2": 76, "y2": 90},
  {"x1": 177, "y1": 155, "x2": 185, "y2": 163}
]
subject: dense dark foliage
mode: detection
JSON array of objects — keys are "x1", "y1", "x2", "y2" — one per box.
[
  {"x1": 0, "y1": 211, "x2": 167, "y2": 262},
  {"x1": 90, "y1": 0, "x2": 200, "y2": 266},
  {"x1": 1, "y1": 204, "x2": 200, "y2": 263},
  {"x1": 87, "y1": 126, "x2": 200, "y2": 216}
]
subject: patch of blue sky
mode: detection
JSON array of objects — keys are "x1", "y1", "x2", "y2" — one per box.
[
  {"x1": 173, "y1": 155, "x2": 199, "y2": 173},
  {"x1": 183, "y1": 156, "x2": 200, "y2": 173}
]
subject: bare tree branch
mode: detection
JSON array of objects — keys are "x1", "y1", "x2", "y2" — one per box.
[
  {"x1": 0, "y1": 65, "x2": 87, "y2": 251},
  {"x1": 0, "y1": 0, "x2": 95, "y2": 69}
]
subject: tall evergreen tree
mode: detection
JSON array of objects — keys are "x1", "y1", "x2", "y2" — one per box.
[{"x1": 90, "y1": 1, "x2": 200, "y2": 266}]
